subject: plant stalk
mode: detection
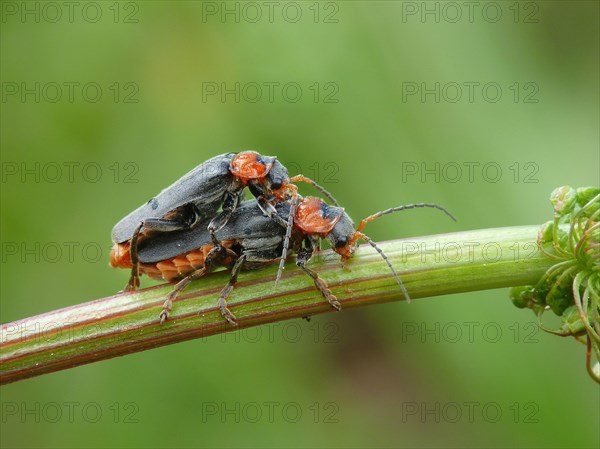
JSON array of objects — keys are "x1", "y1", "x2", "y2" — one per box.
[{"x1": 1, "y1": 225, "x2": 552, "y2": 385}]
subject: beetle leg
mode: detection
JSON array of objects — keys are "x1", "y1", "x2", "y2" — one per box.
[
  {"x1": 311, "y1": 234, "x2": 321, "y2": 260},
  {"x1": 259, "y1": 196, "x2": 286, "y2": 224},
  {"x1": 143, "y1": 203, "x2": 201, "y2": 233},
  {"x1": 275, "y1": 193, "x2": 299, "y2": 287},
  {"x1": 123, "y1": 222, "x2": 144, "y2": 292},
  {"x1": 217, "y1": 254, "x2": 247, "y2": 326},
  {"x1": 296, "y1": 241, "x2": 341, "y2": 311},
  {"x1": 208, "y1": 191, "x2": 242, "y2": 247},
  {"x1": 160, "y1": 245, "x2": 233, "y2": 323},
  {"x1": 253, "y1": 195, "x2": 287, "y2": 227},
  {"x1": 160, "y1": 266, "x2": 210, "y2": 324}
]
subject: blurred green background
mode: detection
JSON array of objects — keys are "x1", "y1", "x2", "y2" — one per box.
[{"x1": 1, "y1": 1, "x2": 598, "y2": 448}]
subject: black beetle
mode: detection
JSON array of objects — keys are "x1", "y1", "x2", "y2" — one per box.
[{"x1": 111, "y1": 151, "x2": 337, "y2": 291}]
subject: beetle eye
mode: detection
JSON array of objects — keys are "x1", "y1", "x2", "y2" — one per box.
[
  {"x1": 271, "y1": 177, "x2": 283, "y2": 190},
  {"x1": 335, "y1": 237, "x2": 348, "y2": 248}
]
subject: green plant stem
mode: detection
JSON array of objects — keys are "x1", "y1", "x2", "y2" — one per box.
[{"x1": 1, "y1": 225, "x2": 552, "y2": 385}]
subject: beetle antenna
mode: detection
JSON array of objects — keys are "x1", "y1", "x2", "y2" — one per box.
[
  {"x1": 275, "y1": 193, "x2": 299, "y2": 287},
  {"x1": 356, "y1": 231, "x2": 410, "y2": 303},
  {"x1": 356, "y1": 203, "x2": 456, "y2": 232},
  {"x1": 289, "y1": 175, "x2": 339, "y2": 206}
]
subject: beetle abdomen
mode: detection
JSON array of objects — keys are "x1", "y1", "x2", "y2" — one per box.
[
  {"x1": 111, "y1": 241, "x2": 236, "y2": 282},
  {"x1": 110, "y1": 242, "x2": 132, "y2": 269}
]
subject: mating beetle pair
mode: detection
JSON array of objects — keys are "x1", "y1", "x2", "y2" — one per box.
[
  {"x1": 111, "y1": 151, "x2": 336, "y2": 292},
  {"x1": 110, "y1": 151, "x2": 456, "y2": 324}
]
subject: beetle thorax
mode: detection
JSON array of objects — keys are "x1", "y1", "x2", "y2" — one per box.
[
  {"x1": 295, "y1": 197, "x2": 343, "y2": 236},
  {"x1": 230, "y1": 151, "x2": 274, "y2": 183}
]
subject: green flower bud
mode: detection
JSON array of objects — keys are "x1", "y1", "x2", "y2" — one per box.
[
  {"x1": 559, "y1": 305, "x2": 586, "y2": 336},
  {"x1": 550, "y1": 186, "x2": 577, "y2": 216},
  {"x1": 546, "y1": 283, "x2": 573, "y2": 316},
  {"x1": 576, "y1": 186, "x2": 600, "y2": 207},
  {"x1": 510, "y1": 286, "x2": 534, "y2": 309},
  {"x1": 539, "y1": 221, "x2": 554, "y2": 244}
]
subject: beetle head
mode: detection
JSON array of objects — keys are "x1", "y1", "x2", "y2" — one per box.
[
  {"x1": 266, "y1": 159, "x2": 291, "y2": 196},
  {"x1": 329, "y1": 207, "x2": 410, "y2": 301},
  {"x1": 230, "y1": 151, "x2": 295, "y2": 199},
  {"x1": 292, "y1": 196, "x2": 364, "y2": 260},
  {"x1": 328, "y1": 213, "x2": 358, "y2": 260}
]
